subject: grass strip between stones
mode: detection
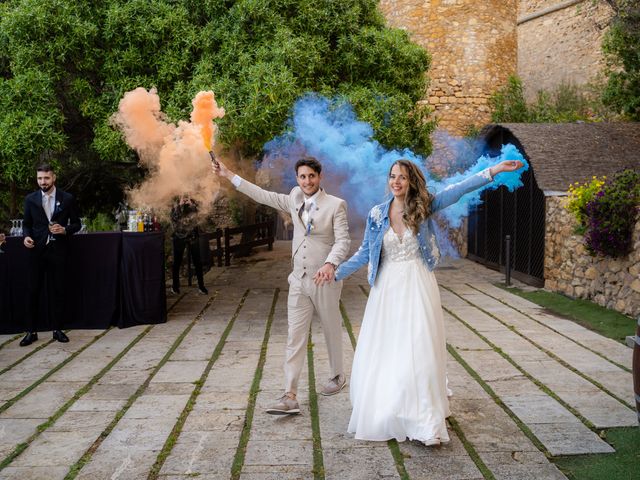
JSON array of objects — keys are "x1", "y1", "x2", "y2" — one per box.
[
  {"x1": 307, "y1": 330, "x2": 325, "y2": 480},
  {"x1": 65, "y1": 292, "x2": 218, "y2": 480},
  {"x1": 340, "y1": 293, "x2": 410, "y2": 480},
  {"x1": 0, "y1": 295, "x2": 184, "y2": 413},
  {"x1": 0, "y1": 287, "x2": 182, "y2": 383},
  {"x1": 147, "y1": 289, "x2": 249, "y2": 480},
  {"x1": 230, "y1": 289, "x2": 279, "y2": 480},
  {"x1": 0, "y1": 334, "x2": 22, "y2": 351},
  {"x1": 442, "y1": 300, "x2": 599, "y2": 435},
  {"x1": 0, "y1": 289, "x2": 187, "y2": 417},
  {"x1": 443, "y1": 285, "x2": 634, "y2": 412},
  {"x1": 0, "y1": 328, "x2": 111, "y2": 416},
  {"x1": 475, "y1": 283, "x2": 631, "y2": 373},
  {"x1": 0, "y1": 324, "x2": 154, "y2": 471},
  {"x1": 493, "y1": 283, "x2": 635, "y2": 343},
  {"x1": 446, "y1": 414, "x2": 496, "y2": 480},
  {"x1": 0, "y1": 336, "x2": 64, "y2": 377},
  {"x1": 446, "y1": 344, "x2": 549, "y2": 456}
]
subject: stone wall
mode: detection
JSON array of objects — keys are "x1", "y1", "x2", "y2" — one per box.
[
  {"x1": 379, "y1": 0, "x2": 518, "y2": 135},
  {"x1": 517, "y1": 0, "x2": 614, "y2": 101},
  {"x1": 545, "y1": 196, "x2": 640, "y2": 317}
]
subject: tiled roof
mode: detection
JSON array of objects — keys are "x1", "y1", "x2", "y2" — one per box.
[{"x1": 481, "y1": 123, "x2": 640, "y2": 192}]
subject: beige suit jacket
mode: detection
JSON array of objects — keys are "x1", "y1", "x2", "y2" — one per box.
[{"x1": 236, "y1": 179, "x2": 350, "y2": 279}]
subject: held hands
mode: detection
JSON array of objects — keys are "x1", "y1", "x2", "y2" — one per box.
[
  {"x1": 489, "y1": 160, "x2": 524, "y2": 178},
  {"x1": 313, "y1": 262, "x2": 336, "y2": 286}
]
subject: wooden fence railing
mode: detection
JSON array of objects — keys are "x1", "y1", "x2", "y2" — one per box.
[{"x1": 223, "y1": 221, "x2": 274, "y2": 266}]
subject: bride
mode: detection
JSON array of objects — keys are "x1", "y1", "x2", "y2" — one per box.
[{"x1": 334, "y1": 158, "x2": 523, "y2": 445}]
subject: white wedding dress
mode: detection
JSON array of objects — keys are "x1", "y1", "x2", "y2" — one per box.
[{"x1": 348, "y1": 227, "x2": 451, "y2": 443}]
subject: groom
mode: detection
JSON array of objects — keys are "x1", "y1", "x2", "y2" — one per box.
[{"x1": 214, "y1": 156, "x2": 350, "y2": 414}]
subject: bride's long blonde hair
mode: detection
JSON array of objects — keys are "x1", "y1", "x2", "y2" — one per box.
[{"x1": 390, "y1": 160, "x2": 434, "y2": 234}]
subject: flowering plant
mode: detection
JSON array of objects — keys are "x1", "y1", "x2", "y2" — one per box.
[
  {"x1": 583, "y1": 169, "x2": 640, "y2": 257},
  {"x1": 565, "y1": 176, "x2": 606, "y2": 234}
]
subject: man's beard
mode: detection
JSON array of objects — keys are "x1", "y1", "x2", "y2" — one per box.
[{"x1": 40, "y1": 185, "x2": 52, "y2": 192}]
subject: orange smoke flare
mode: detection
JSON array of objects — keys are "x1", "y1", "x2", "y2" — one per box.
[
  {"x1": 190, "y1": 91, "x2": 225, "y2": 151},
  {"x1": 112, "y1": 88, "x2": 227, "y2": 219}
]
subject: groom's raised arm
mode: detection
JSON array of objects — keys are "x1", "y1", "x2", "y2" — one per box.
[{"x1": 214, "y1": 160, "x2": 293, "y2": 213}]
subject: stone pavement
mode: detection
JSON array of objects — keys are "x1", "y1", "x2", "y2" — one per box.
[{"x1": 0, "y1": 241, "x2": 634, "y2": 480}]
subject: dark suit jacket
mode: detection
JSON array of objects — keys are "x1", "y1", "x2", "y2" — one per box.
[{"x1": 22, "y1": 188, "x2": 81, "y2": 249}]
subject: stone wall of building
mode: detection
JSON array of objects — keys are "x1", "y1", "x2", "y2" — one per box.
[
  {"x1": 517, "y1": 0, "x2": 614, "y2": 101},
  {"x1": 545, "y1": 196, "x2": 640, "y2": 317},
  {"x1": 379, "y1": 0, "x2": 518, "y2": 135}
]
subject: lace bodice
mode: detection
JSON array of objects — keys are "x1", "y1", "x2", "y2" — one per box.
[{"x1": 381, "y1": 228, "x2": 421, "y2": 263}]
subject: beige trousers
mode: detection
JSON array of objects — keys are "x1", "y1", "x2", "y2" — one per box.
[{"x1": 284, "y1": 273, "x2": 344, "y2": 394}]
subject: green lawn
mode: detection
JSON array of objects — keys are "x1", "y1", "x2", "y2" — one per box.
[
  {"x1": 498, "y1": 285, "x2": 639, "y2": 480},
  {"x1": 500, "y1": 286, "x2": 637, "y2": 342},
  {"x1": 554, "y1": 428, "x2": 640, "y2": 480}
]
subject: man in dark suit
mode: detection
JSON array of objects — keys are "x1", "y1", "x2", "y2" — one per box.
[
  {"x1": 20, "y1": 164, "x2": 81, "y2": 346},
  {"x1": 170, "y1": 195, "x2": 208, "y2": 295}
]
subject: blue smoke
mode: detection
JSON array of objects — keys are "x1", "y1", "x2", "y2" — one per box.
[{"x1": 262, "y1": 93, "x2": 528, "y2": 232}]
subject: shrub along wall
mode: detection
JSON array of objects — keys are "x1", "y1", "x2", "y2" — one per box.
[{"x1": 545, "y1": 196, "x2": 640, "y2": 317}]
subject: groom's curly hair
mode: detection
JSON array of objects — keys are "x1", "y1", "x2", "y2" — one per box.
[{"x1": 389, "y1": 160, "x2": 434, "y2": 235}]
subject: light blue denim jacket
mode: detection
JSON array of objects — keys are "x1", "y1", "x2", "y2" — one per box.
[{"x1": 335, "y1": 169, "x2": 494, "y2": 286}]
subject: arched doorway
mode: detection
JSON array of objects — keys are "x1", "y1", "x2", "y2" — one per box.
[{"x1": 467, "y1": 125, "x2": 546, "y2": 286}]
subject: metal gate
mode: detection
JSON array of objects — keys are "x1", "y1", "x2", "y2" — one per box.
[{"x1": 467, "y1": 131, "x2": 546, "y2": 287}]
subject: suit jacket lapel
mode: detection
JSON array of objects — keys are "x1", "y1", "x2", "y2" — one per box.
[
  {"x1": 31, "y1": 191, "x2": 48, "y2": 220},
  {"x1": 51, "y1": 189, "x2": 63, "y2": 221},
  {"x1": 312, "y1": 189, "x2": 327, "y2": 218}
]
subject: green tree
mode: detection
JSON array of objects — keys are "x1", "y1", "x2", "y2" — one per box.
[
  {"x1": 601, "y1": 0, "x2": 640, "y2": 120},
  {"x1": 0, "y1": 0, "x2": 434, "y2": 223}
]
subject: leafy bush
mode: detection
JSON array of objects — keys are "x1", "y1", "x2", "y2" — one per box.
[
  {"x1": 490, "y1": 76, "x2": 612, "y2": 123},
  {"x1": 566, "y1": 176, "x2": 607, "y2": 234},
  {"x1": 583, "y1": 169, "x2": 640, "y2": 257},
  {"x1": 86, "y1": 212, "x2": 116, "y2": 232}
]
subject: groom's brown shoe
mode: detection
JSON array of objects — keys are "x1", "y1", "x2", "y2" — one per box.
[
  {"x1": 266, "y1": 393, "x2": 300, "y2": 415},
  {"x1": 320, "y1": 374, "x2": 346, "y2": 396}
]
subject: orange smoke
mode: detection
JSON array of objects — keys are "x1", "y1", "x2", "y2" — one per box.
[
  {"x1": 111, "y1": 88, "x2": 226, "y2": 219},
  {"x1": 190, "y1": 91, "x2": 225, "y2": 151},
  {"x1": 110, "y1": 87, "x2": 174, "y2": 165}
]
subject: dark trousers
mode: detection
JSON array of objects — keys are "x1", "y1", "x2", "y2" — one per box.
[
  {"x1": 26, "y1": 243, "x2": 67, "y2": 332},
  {"x1": 172, "y1": 236, "x2": 204, "y2": 290}
]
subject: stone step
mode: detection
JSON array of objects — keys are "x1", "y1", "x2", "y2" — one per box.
[
  {"x1": 471, "y1": 282, "x2": 632, "y2": 370},
  {"x1": 445, "y1": 355, "x2": 567, "y2": 480},
  {"x1": 157, "y1": 289, "x2": 276, "y2": 479},
  {"x1": 443, "y1": 285, "x2": 636, "y2": 415},
  {"x1": 444, "y1": 311, "x2": 614, "y2": 456},
  {"x1": 0, "y1": 294, "x2": 210, "y2": 480},
  {"x1": 0, "y1": 330, "x2": 102, "y2": 404},
  {"x1": 0, "y1": 324, "x2": 150, "y2": 465},
  {"x1": 239, "y1": 291, "x2": 316, "y2": 480}
]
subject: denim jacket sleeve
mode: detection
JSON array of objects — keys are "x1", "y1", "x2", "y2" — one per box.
[
  {"x1": 335, "y1": 212, "x2": 372, "y2": 281},
  {"x1": 432, "y1": 169, "x2": 493, "y2": 213}
]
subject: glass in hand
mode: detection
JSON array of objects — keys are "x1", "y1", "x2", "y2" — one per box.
[{"x1": 48, "y1": 222, "x2": 58, "y2": 242}]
